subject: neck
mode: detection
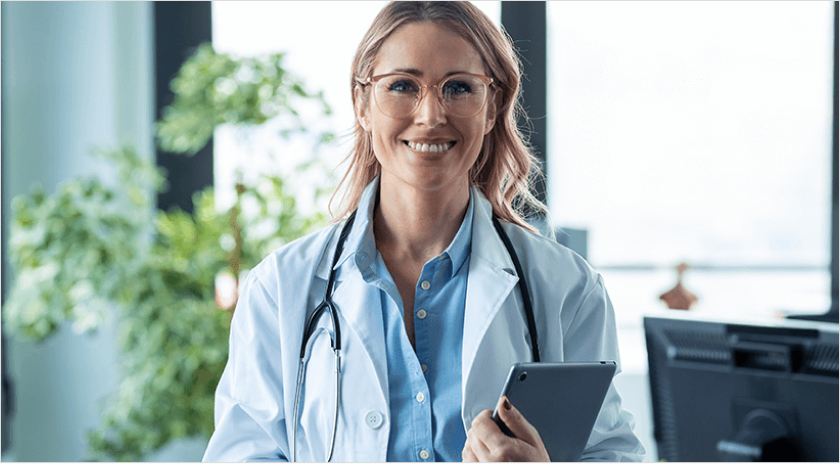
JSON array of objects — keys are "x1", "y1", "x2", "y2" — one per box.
[{"x1": 373, "y1": 177, "x2": 470, "y2": 264}]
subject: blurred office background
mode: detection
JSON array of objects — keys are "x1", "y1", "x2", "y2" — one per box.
[{"x1": 1, "y1": 1, "x2": 836, "y2": 461}]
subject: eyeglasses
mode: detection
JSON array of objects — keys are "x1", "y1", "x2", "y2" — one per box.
[{"x1": 358, "y1": 72, "x2": 494, "y2": 119}]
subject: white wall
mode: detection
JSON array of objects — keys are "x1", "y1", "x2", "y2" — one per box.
[{"x1": 1, "y1": 2, "x2": 203, "y2": 461}]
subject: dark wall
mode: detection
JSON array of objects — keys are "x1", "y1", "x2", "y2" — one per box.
[
  {"x1": 831, "y1": 2, "x2": 838, "y2": 314},
  {"x1": 501, "y1": 1, "x2": 547, "y2": 208},
  {"x1": 154, "y1": 2, "x2": 213, "y2": 213}
]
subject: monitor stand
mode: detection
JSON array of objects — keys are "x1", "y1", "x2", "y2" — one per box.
[
  {"x1": 787, "y1": 298, "x2": 839, "y2": 324},
  {"x1": 716, "y1": 409, "x2": 799, "y2": 461}
]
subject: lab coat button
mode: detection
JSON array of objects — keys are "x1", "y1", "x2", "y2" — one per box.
[
  {"x1": 416, "y1": 392, "x2": 425, "y2": 403},
  {"x1": 419, "y1": 449, "x2": 430, "y2": 459},
  {"x1": 420, "y1": 280, "x2": 431, "y2": 290},
  {"x1": 364, "y1": 410, "x2": 384, "y2": 429},
  {"x1": 421, "y1": 363, "x2": 428, "y2": 373},
  {"x1": 417, "y1": 309, "x2": 427, "y2": 319}
]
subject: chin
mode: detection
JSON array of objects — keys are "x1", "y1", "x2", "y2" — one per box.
[{"x1": 389, "y1": 169, "x2": 469, "y2": 195}]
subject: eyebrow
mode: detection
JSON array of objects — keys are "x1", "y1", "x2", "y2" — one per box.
[{"x1": 391, "y1": 68, "x2": 471, "y2": 78}]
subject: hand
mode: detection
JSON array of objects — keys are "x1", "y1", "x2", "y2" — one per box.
[{"x1": 462, "y1": 396, "x2": 550, "y2": 462}]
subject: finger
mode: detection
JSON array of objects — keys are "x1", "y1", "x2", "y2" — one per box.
[
  {"x1": 462, "y1": 442, "x2": 478, "y2": 462},
  {"x1": 466, "y1": 420, "x2": 494, "y2": 461},
  {"x1": 496, "y1": 395, "x2": 542, "y2": 447},
  {"x1": 470, "y1": 409, "x2": 514, "y2": 455}
]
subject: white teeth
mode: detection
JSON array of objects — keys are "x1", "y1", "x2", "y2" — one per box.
[{"x1": 407, "y1": 141, "x2": 453, "y2": 152}]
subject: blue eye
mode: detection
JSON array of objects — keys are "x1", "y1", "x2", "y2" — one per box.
[
  {"x1": 443, "y1": 80, "x2": 473, "y2": 98},
  {"x1": 388, "y1": 80, "x2": 419, "y2": 93}
]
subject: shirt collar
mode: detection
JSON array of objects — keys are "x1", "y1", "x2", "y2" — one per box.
[
  {"x1": 334, "y1": 176, "x2": 475, "y2": 278},
  {"x1": 333, "y1": 178, "x2": 379, "y2": 272},
  {"x1": 443, "y1": 190, "x2": 474, "y2": 277}
]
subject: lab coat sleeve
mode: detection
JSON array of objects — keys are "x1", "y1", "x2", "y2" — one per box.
[
  {"x1": 562, "y1": 274, "x2": 646, "y2": 462},
  {"x1": 203, "y1": 271, "x2": 290, "y2": 462}
]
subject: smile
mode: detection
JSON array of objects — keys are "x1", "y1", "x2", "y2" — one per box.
[{"x1": 404, "y1": 140, "x2": 456, "y2": 153}]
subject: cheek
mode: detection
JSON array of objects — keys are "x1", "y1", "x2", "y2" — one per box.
[
  {"x1": 460, "y1": 120, "x2": 490, "y2": 154},
  {"x1": 372, "y1": 125, "x2": 393, "y2": 149},
  {"x1": 369, "y1": 121, "x2": 404, "y2": 165},
  {"x1": 374, "y1": 116, "x2": 410, "y2": 143}
]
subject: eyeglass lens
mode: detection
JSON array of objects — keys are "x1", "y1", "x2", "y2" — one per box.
[{"x1": 373, "y1": 75, "x2": 489, "y2": 118}]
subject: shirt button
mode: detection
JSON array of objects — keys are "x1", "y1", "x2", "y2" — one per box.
[
  {"x1": 419, "y1": 449, "x2": 430, "y2": 460},
  {"x1": 421, "y1": 364, "x2": 428, "y2": 373},
  {"x1": 416, "y1": 392, "x2": 425, "y2": 403},
  {"x1": 420, "y1": 280, "x2": 431, "y2": 290},
  {"x1": 417, "y1": 309, "x2": 427, "y2": 319},
  {"x1": 364, "y1": 410, "x2": 384, "y2": 429}
]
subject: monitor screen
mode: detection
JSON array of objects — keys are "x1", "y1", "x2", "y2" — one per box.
[{"x1": 644, "y1": 314, "x2": 838, "y2": 461}]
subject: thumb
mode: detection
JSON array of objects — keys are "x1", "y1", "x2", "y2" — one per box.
[{"x1": 497, "y1": 395, "x2": 541, "y2": 447}]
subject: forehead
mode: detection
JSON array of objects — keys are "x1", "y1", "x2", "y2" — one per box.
[{"x1": 372, "y1": 22, "x2": 485, "y2": 77}]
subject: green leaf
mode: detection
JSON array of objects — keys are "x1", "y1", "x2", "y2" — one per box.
[{"x1": 4, "y1": 42, "x2": 339, "y2": 461}]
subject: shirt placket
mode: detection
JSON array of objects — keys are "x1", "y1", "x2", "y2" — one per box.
[{"x1": 410, "y1": 258, "x2": 440, "y2": 461}]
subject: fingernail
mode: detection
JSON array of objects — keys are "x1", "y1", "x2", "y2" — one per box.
[{"x1": 503, "y1": 397, "x2": 512, "y2": 410}]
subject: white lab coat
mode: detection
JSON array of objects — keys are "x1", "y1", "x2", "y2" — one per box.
[{"x1": 203, "y1": 185, "x2": 645, "y2": 462}]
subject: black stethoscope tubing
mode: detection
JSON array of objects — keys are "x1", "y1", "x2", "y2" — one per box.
[
  {"x1": 292, "y1": 209, "x2": 539, "y2": 461},
  {"x1": 299, "y1": 211, "x2": 358, "y2": 358},
  {"x1": 300, "y1": 210, "x2": 540, "y2": 362}
]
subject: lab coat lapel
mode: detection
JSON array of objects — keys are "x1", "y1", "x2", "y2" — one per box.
[
  {"x1": 461, "y1": 191, "x2": 530, "y2": 428},
  {"x1": 310, "y1": 180, "x2": 388, "y2": 403},
  {"x1": 329, "y1": 264, "x2": 389, "y2": 402}
]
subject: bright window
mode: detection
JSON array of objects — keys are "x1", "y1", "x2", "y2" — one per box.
[{"x1": 547, "y1": 2, "x2": 833, "y2": 371}]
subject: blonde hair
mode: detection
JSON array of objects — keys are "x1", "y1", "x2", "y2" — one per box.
[{"x1": 330, "y1": 1, "x2": 548, "y2": 233}]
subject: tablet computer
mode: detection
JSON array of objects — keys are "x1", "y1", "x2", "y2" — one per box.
[{"x1": 491, "y1": 361, "x2": 617, "y2": 462}]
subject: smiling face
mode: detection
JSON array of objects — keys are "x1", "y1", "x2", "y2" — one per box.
[{"x1": 355, "y1": 21, "x2": 497, "y2": 197}]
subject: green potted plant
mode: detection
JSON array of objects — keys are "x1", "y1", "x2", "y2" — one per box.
[{"x1": 2, "y1": 44, "x2": 335, "y2": 461}]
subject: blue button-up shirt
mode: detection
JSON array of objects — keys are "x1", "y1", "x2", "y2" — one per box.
[{"x1": 352, "y1": 189, "x2": 474, "y2": 462}]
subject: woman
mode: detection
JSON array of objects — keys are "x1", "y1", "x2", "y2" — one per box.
[{"x1": 203, "y1": 2, "x2": 645, "y2": 462}]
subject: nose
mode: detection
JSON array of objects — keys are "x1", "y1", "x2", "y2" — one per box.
[{"x1": 413, "y1": 87, "x2": 447, "y2": 127}]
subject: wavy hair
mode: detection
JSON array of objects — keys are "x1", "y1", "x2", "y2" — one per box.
[{"x1": 330, "y1": 1, "x2": 548, "y2": 233}]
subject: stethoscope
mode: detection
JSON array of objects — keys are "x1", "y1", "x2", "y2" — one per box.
[{"x1": 292, "y1": 210, "x2": 541, "y2": 462}]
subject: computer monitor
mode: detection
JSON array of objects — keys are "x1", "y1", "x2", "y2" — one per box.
[{"x1": 644, "y1": 314, "x2": 839, "y2": 461}]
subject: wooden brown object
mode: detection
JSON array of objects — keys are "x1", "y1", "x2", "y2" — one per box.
[{"x1": 659, "y1": 262, "x2": 698, "y2": 310}]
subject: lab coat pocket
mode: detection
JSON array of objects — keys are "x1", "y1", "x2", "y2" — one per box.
[{"x1": 295, "y1": 325, "x2": 339, "y2": 461}]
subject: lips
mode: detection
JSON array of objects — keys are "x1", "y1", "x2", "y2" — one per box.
[{"x1": 404, "y1": 140, "x2": 457, "y2": 153}]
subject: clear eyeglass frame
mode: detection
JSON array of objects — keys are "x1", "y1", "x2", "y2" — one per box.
[{"x1": 357, "y1": 72, "x2": 495, "y2": 119}]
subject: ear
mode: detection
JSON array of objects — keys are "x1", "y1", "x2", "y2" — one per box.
[
  {"x1": 483, "y1": 87, "x2": 501, "y2": 135},
  {"x1": 354, "y1": 86, "x2": 372, "y2": 132}
]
